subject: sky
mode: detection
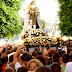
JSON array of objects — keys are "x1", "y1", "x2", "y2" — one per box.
[{"x1": 19, "y1": 0, "x2": 60, "y2": 25}]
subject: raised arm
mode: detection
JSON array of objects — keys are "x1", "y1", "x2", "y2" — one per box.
[
  {"x1": 42, "y1": 43, "x2": 51, "y2": 53},
  {"x1": 0, "y1": 47, "x2": 5, "y2": 53},
  {"x1": 13, "y1": 46, "x2": 24, "y2": 64}
]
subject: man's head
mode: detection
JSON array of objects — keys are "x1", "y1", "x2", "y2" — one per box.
[
  {"x1": 1, "y1": 54, "x2": 8, "y2": 65},
  {"x1": 62, "y1": 53, "x2": 69, "y2": 63}
]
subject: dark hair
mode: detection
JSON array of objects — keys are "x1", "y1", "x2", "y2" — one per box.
[
  {"x1": 48, "y1": 48, "x2": 56, "y2": 57},
  {"x1": 34, "y1": 48, "x2": 38, "y2": 52},
  {"x1": 0, "y1": 53, "x2": 1, "y2": 56},
  {"x1": 36, "y1": 55, "x2": 46, "y2": 65},
  {"x1": 21, "y1": 53, "x2": 32, "y2": 61},
  {"x1": 52, "y1": 53, "x2": 59, "y2": 63},
  {"x1": 13, "y1": 46, "x2": 18, "y2": 52},
  {"x1": 4, "y1": 66, "x2": 15, "y2": 72},
  {"x1": 32, "y1": 51, "x2": 37, "y2": 57},
  {"x1": 69, "y1": 54, "x2": 72, "y2": 61},
  {"x1": 37, "y1": 52, "x2": 43, "y2": 56},
  {"x1": 35, "y1": 66, "x2": 51, "y2": 72},
  {"x1": 57, "y1": 50, "x2": 65, "y2": 57},
  {"x1": 9, "y1": 55, "x2": 13, "y2": 63},
  {"x1": 17, "y1": 67, "x2": 28, "y2": 72},
  {"x1": 67, "y1": 48, "x2": 72, "y2": 54},
  {"x1": 27, "y1": 54, "x2": 32, "y2": 61},
  {"x1": 62, "y1": 53, "x2": 69, "y2": 63},
  {"x1": 1, "y1": 54, "x2": 8, "y2": 65},
  {"x1": 0, "y1": 58, "x2": 2, "y2": 72},
  {"x1": 1, "y1": 48, "x2": 6, "y2": 53},
  {"x1": 7, "y1": 50, "x2": 11, "y2": 55},
  {"x1": 51, "y1": 62, "x2": 61, "y2": 72},
  {"x1": 69, "y1": 51, "x2": 72, "y2": 61},
  {"x1": 21, "y1": 53, "x2": 28, "y2": 61},
  {"x1": 47, "y1": 57, "x2": 52, "y2": 65}
]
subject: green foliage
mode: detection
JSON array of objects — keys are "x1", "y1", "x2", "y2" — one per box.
[
  {"x1": 42, "y1": 20, "x2": 45, "y2": 30},
  {"x1": 70, "y1": 0, "x2": 72, "y2": 3},
  {"x1": 58, "y1": 0, "x2": 72, "y2": 36},
  {"x1": 0, "y1": 0, "x2": 24, "y2": 38}
]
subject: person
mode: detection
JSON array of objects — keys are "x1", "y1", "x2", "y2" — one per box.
[
  {"x1": 60, "y1": 53, "x2": 69, "y2": 72},
  {"x1": 35, "y1": 66, "x2": 51, "y2": 72},
  {"x1": 36, "y1": 55, "x2": 46, "y2": 65},
  {"x1": 43, "y1": 51, "x2": 48, "y2": 56},
  {"x1": 31, "y1": 51, "x2": 37, "y2": 59},
  {"x1": 51, "y1": 62, "x2": 61, "y2": 72},
  {"x1": 9, "y1": 54, "x2": 16, "y2": 71},
  {"x1": 1, "y1": 54, "x2": 8, "y2": 72},
  {"x1": 69, "y1": 51, "x2": 72, "y2": 61},
  {"x1": 21, "y1": 52, "x2": 32, "y2": 69},
  {"x1": 17, "y1": 67, "x2": 28, "y2": 72},
  {"x1": 0, "y1": 47, "x2": 4, "y2": 54},
  {"x1": 27, "y1": 59, "x2": 43, "y2": 71},
  {"x1": 13, "y1": 46, "x2": 24, "y2": 72},
  {"x1": 48, "y1": 48, "x2": 56, "y2": 57},
  {"x1": 4, "y1": 66, "x2": 15, "y2": 72},
  {"x1": 46, "y1": 53, "x2": 63, "y2": 72},
  {"x1": 57, "y1": 50, "x2": 65, "y2": 65},
  {"x1": 65, "y1": 62, "x2": 72, "y2": 72},
  {"x1": 44, "y1": 56, "x2": 49, "y2": 65},
  {"x1": 46, "y1": 53, "x2": 60, "y2": 68},
  {"x1": 13, "y1": 46, "x2": 32, "y2": 72}
]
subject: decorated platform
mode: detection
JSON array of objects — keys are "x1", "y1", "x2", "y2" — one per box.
[{"x1": 20, "y1": 0, "x2": 64, "y2": 51}]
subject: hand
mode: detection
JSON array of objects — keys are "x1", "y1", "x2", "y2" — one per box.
[
  {"x1": 42, "y1": 49, "x2": 44, "y2": 53},
  {"x1": 26, "y1": 50, "x2": 28, "y2": 53},
  {"x1": 44, "y1": 43, "x2": 48, "y2": 47},
  {"x1": 18, "y1": 46, "x2": 25, "y2": 50}
]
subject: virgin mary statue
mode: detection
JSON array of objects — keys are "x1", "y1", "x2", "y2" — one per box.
[{"x1": 21, "y1": 0, "x2": 43, "y2": 35}]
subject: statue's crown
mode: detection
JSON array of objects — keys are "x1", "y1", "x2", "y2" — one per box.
[{"x1": 32, "y1": 0, "x2": 36, "y2": 1}]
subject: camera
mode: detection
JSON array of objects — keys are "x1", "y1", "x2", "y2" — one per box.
[
  {"x1": 23, "y1": 46, "x2": 26, "y2": 52},
  {"x1": 38, "y1": 45, "x2": 42, "y2": 52}
]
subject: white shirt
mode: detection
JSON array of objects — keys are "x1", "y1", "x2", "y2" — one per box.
[
  {"x1": 15, "y1": 62, "x2": 22, "y2": 72},
  {"x1": 65, "y1": 62, "x2": 72, "y2": 72}
]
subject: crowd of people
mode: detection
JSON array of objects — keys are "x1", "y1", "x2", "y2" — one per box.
[{"x1": 0, "y1": 43, "x2": 72, "y2": 72}]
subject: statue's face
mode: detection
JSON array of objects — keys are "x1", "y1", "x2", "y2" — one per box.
[{"x1": 31, "y1": 1, "x2": 35, "y2": 5}]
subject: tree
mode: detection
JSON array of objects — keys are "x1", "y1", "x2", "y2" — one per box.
[
  {"x1": 0, "y1": 0, "x2": 24, "y2": 38},
  {"x1": 58, "y1": 0, "x2": 72, "y2": 36}
]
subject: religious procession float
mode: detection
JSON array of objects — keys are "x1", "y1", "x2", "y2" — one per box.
[{"x1": 21, "y1": 0, "x2": 63, "y2": 47}]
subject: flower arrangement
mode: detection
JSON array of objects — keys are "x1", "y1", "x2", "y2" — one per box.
[
  {"x1": 23, "y1": 37, "x2": 51, "y2": 46},
  {"x1": 56, "y1": 37, "x2": 64, "y2": 44},
  {"x1": 22, "y1": 29, "x2": 50, "y2": 46}
]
